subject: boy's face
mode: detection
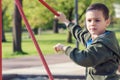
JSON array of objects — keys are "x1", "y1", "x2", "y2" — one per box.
[{"x1": 85, "y1": 10, "x2": 110, "y2": 37}]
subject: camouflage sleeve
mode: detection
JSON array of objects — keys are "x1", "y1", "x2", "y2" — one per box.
[
  {"x1": 67, "y1": 22, "x2": 91, "y2": 47},
  {"x1": 65, "y1": 42, "x2": 113, "y2": 67}
]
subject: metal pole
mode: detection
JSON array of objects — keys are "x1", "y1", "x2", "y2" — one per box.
[
  {"x1": 74, "y1": 0, "x2": 79, "y2": 48},
  {"x1": 15, "y1": 0, "x2": 54, "y2": 80},
  {"x1": 38, "y1": 0, "x2": 60, "y2": 16},
  {"x1": 74, "y1": 1, "x2": 87, "y2": 79},
  {"x1": 0, "y1": 0, "x2": 2, "y2": 80}
]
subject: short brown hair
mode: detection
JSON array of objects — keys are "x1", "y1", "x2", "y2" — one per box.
[{"x1": 86, "y1": 3, "x2": 109, "y2": 20}]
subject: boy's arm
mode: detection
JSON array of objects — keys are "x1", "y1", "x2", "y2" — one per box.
[
  {"x1": 67, "y1": 23, "x2": 90, "y2": 46},
  {"x1": 54, "y1": 42, "x2": 110, "y2": 67},
  {"x1": 55, "y1": 12, "x2": 90, "y2": 46},
  {"x1": 64, "y1": 43, "x2": 113, "y2": 67}
]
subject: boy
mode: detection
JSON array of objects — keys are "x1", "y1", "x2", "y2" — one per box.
[{"x1": 54, "y1": 3, "x2": 120, "y2": 80}]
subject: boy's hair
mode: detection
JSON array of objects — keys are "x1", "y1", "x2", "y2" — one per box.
[{"x1": 86, "y1": 3, "x2": 109, "y2": 20}]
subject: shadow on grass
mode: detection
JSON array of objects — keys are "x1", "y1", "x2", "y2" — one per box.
[
  {"x1": 12, "y1": 51, "x2": 28, "y2": 56},
  {"x1": 2, "y1": 40, "x2": 12, "y2": 43},
  {"x1": 3, "y1": 51, "x2": 31, "y2": 59}
]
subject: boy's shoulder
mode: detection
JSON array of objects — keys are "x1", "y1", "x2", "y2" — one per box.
[{"x1": 96, "y1": 30, "x2": 120, "y2": 59}]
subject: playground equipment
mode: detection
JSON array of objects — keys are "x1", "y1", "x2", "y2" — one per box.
[
  {"x1": 15, "y1": 0, "x2": 61, "y2": 80},
  {"x1": 38, "y1": 0, "x2": 60, "y2": 16},
  {"x1": 1, "y1": 0, "x2": 79, "y2": 80},
  {"x1": 0, "y1": 0, "x2": 2, "y2": 80}
]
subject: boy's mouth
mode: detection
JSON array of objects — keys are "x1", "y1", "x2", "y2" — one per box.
[{"x1": 90, "y1": 27, "x2": 97, "y2": 31}]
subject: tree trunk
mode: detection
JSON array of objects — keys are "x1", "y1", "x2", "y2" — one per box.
[
  {"x1": 67, "y1": 8, "x2": 73, "y2": 43},
  {"x1": 53, "y1": 18, "x2": 59, "y2": 33},
  {"x1": 2, "y1": 25, "x2": 6, "y2": 42},
  {"x1": 2, "y1": 6, "x2": 8, "y2": 42},
  {"x1": 13, "y1": 0, "x2": 22, "y2": 52},
  {"x1": 33, "y1": 27, "x2": 38, "y2": 35},
  {"x1": 67, "y1": 31, "x2": 72, "y2": 43}
]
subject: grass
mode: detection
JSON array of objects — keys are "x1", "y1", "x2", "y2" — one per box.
[
  {"x1": 2, "y1": 29, "x2": 120, "y2": 58},
  {"x1": 2, "y1": 30, "x2": 77, "y2": 58}
]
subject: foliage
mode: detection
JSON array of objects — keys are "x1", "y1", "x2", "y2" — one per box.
[
  {"x1": 23, "y1": 0, "x2": 53, "y2": 29},
  {"x1": 2, "y1": 0, "x2": 120, "y2": 31},
  {"x1": 2, "y1": 0, "x2": 14, "y2": 31}
]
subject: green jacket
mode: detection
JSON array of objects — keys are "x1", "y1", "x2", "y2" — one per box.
[{"x1": 65, "y1": 23, "x2": 120, "y2": 80}]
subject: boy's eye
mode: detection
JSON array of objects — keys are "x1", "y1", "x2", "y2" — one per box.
[
  {"x1": 87, "y1": 19, "x2": 91, "y2": 22},
  {"x1": 87, "y1": 19, "x2": 100, "y2": 22},
  {"x1": 95, "y1": 19, "x2": 100, "y2": 22}
]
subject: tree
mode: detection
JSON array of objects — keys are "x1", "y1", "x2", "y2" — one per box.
[
  {"x1": 2, "y1": 23, "x2": 6, "y2": 42},
  {"x1": 13, "y1": 0, "x2": 22, "y2": 52},
  {"x1": 2, "y1": 6, "x2": 7, "y2": 42},
  {"x1": 53, "y1": 18, "x2": 59, "y2": 33},
  {"x1": 67, "y1": 7, "x2": 74, "y2": 43},
  {"x1": 2, "y1": 0, "x2": 13, "y2": 42},
  {"x1": 52, "y1": 0, "x2": 74, "y2": 43},
  {"x1": 51, "y1": 0, "x2": 92, "y2": 43}
]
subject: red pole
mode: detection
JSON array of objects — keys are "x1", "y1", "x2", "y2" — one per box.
[
  {"x1": 15, "y1": 0, "x2": 54, "y2": 80},
  {"x1": 38, "y1": 0, "x2": 60, "y2": 16},
  {"x1": 0, "y1": 0, "x2": 2, "y2": 80}
]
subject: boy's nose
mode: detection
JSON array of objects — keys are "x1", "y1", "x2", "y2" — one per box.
[{"x1": 91, "y1": 21, "x2": 96, "y2": 26}]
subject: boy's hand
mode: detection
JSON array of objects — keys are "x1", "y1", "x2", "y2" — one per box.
[
  {"x1": 55, "y1": 12, "x2": 66, "y2": 22},
  {"x1": 55, "y1": 12, "x2": 70, "y2": 26},
  {"x1": 53, "y1": 43, "x2": 65, "y2": 53}
]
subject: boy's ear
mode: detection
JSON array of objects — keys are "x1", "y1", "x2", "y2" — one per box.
[{"x1": 106, "y1": 18, "x2": 111, "y2": 27}]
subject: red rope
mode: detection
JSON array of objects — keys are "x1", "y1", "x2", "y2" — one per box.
[
  {"x1": 0, "y1": 0, "x2": 2, "y2": 80},
  {"x1": 15, "y1": 0, "x2": 54, "y2": 80},
  {"x1": 38, "y1": 0, "x2": 60, "y2": 16}
]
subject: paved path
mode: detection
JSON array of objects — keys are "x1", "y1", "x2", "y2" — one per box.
[
  {"x1": 2, "y1": 54, "x2": 86, "y2": 80},
  {"x1": 3, "y1": 54, "x2": 120, "y2": 80},
  {"x1": 3, "y1": 54, "x2": 71, "y2": 70}
]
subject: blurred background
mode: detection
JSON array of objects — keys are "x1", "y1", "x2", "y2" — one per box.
[{"x1": 2, "y1": 0, "x2": 120, "y2": 58}]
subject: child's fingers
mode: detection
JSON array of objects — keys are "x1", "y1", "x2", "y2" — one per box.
[
  {"x1": 54, "y1": 12, "x2": 61, "y2": 18},
  {"x1": 53, "y1": 44, "x2": 60, "y2": 52},
  {"x1": 54, "y1": 47, "x2": 57, "y2": 52},
  {"x1": 54, "y1": 46, "x2": 60, "y2": 52},
  {"x1": 53, "y1": 43, "x2": 64, "y2": 52}
]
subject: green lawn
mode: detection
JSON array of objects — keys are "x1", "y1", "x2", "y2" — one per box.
[
  {"x1": 2, "y1": 30, "x2": 77, "y2": 58},
  {"x1": 2, "y1": 29, "x2": 120, "y2": 58}
]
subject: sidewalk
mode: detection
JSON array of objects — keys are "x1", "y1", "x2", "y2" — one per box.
[
  {"x1": 3, "y1": 54, "x2": 71, "y2": 70},
  {"x1": 2, "y1": 54, "x2": 86, "y2": 80}
]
